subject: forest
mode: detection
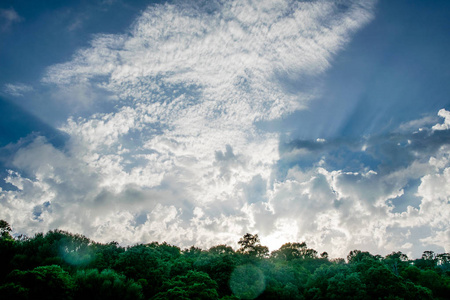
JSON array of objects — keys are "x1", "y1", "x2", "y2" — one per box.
[{"x1": 0, "y1": 220, "x2": 449, "y2": 299}]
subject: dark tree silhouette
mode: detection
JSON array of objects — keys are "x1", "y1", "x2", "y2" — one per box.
[{"x1": 237, "y1": 233, "x2": 268, "y2": 258}]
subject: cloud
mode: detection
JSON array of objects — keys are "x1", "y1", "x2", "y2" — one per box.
[
  {"x1": 7, "y1": 1, "x2": 450, "y2": 258},
  {"x1": 281, "y1": 116, "x2": 450, "y2": 175},
  {"x1": 6, "y1": 0, "x2": 433, "y2": 258},
  {"x1": 397, "y1": 115, "x2": 437, "y2": 133},
  {"x1": 265, "y1": 110, "x2": 450, "y2": 256},
  {"x1": 3, "y1": 83, "x2": 34, "y2": 97},
  {"x1": 44, "y1": 0, "x2": 375, "y2": 120},
  {"x1": 0, "y1": 8, "x2": 23, "y2": 32},
  {"x1": 432, "y1": 109, "x2": 450, "y2": 131},
  {"x1": 67, "y1": 15, "x2": 87, "y2": 32}
]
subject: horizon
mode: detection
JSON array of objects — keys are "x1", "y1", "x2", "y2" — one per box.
[{"x1": 3, "y1": 220, "x2": 447, "y2": 261}]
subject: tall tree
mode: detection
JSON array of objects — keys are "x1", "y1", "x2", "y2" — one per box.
[
  {"x1": 237, "y1": 233, "x2": 269, "y2": 258},
  {"x1": 0, "y1": 220, "x2": 13, "y2": 240}
]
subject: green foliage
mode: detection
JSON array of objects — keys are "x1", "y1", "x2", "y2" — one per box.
[
  {"x1": 73, "y1": 268, "x2": 143, "y2": 300},
  {"x1": 305, "y1": 263, "x2": 357, "y2": 299},
  {"x1": 0, "y1": 222, "x2": 449, "y2": 300},
  {"x1": 413, "y1": 269, "x2": 450, "y2": 299},
  {"x1": 0, "y1": 237, "x2": 16, "y2": 281},
  {"x1": 272, "y1": 242, "x2": 320, "y2": 261},
  {"x1": 0, "y1": 282, "x2": 29, "y2": 300},
  {"x1": 113, "y1": 244, "x2": 171, "y2": 297},
  {"x1": 383, "y1": 251, "x2": 409, "y2": 275},
  {"x1": 182, "y1": 245, "x2": 203, "y2": 258},
  {"x1": 89, "y1": 241, "x2": 124, "y2": 270},
  {"x1": 153, "y1": 270, "x2": 219, "y2": 300},
  {"x1": 414, "y1": 250, "x2": 439, "y2": 270},
  {"x1": 0, "y1": 220, "x2": 16, "y2": 281},
  {"x1": 229, "y1": 264, "x2": 265, "y2": 299},
  {"x1": 354, "y1": 257, "x2": 435, "y2": 300},
  {"x1": 347, "y1": 249, "x2": 376, "y2": 264},
  {"x1": 258, "y1": 259, "x2": 307, "y2": 299},
  {"x1": 326, "y1": 271, "x2": 367, "y2": 299},
  {"x1": 209, "y1": 244, "x2": 235, "y2": 255},
  {"x1": 192, "y1": 250, "x2": 238, "y2": 297},
  {"x1": 8, "y1": 229, "x2": 94, "y2": 271},
  {"x1": 272, "y1": 242, "x2": 307, "y2": 261},
  {"x1": 4, "y1": 265, "x2": 74, "y2": 300}
]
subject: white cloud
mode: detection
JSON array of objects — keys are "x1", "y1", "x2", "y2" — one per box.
[
  {"x1": 398, "y1": 115, "x2": 437, "y2": 132},
  {"x1": 3, "y1": 83, "x2": 33, "y2": 97},
  {"x1": 7, "y1": 0, "x2": 434, "y2": 258},
  {"x1": 420, "y1": 230, "x2": 450, "y2": 253},
  {"x1": 255, "y1": 109, "x2": 450, "y2": 256},
  {"x1": 0, "y1": 8, "x2": 23, "y2": 31},
  {"x1": 432, "y1": 109, "x2": 450, "y2": 131},
  {"x1": 255, "y1": 143, "x2": 450, "y2": 257},
  {"x1": 44, "y1": 0, "x2": 375, "y2": 122}
]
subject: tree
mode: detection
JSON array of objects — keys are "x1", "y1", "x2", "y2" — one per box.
[
  {"x1": 5, "y1": 265, "x2": 74, "y2": 300},
  {"x1": 1, "y1": 221, "x2": 448, "y2": 299},
  {"x1": 229, "y1": 264, "x2": 265, "y2": 299},
  {"x1": 272, "y1": 242, "x2": 318, "y2": 261},
  {"x1": 414, "y1": 251, "x2": 438, "y2": 270},
  {"x1": 384, "y1": 251, "x2": 409, "y2": 275},
  {"x1": 153, "y1": 270, "x2": 219, "y2": 300},
  {"x1": 73, "y1": 268, "x2": 143, "y2": 300},
  {"x1": 347, "y1": 250, "x2": 376, "y2": 264},
  {"x1": 0, "y1": 282, "x2": 29, "y2": 300},
  {"x1": 237, "y1": 233, "x2": 260, "y2": 254},
  {"x1": 237, "y1": 233, "x2": 269, "y2": 258},
  {"x1": 192, "y1": 249, "x2": 238, "y2": 297},
  {"x1": 0, "y1": 220, "x2": 13, "y2": 240},
  {"x1": 305, "y1": 263, "x2": 362, "y2": 299},
  {"x1": 436, "y1": 253, "x2": 450, "y2": 274},
  {"x1": 209, "y1": 244, "x2": 235, "y2": 255},
  {"x1": 90, "y1": 241, "x2": 124, "y2": 270},
  {"x1": 182, "y1": 246, "x2": 203, "y2": 259},
  {"x1": 0, "y1": 220, "x2": 16, "y2": 281},
  {"x1": 257, "y1": 259, "x2": 307, "y2": 299},
  {"x1": 113, "y1": 244, "x2": 170, "y2": 297},
  {"x1": 326, "y1": 272, "x2": 367, "y2": 299},
  {"x1": 252, "y1": 245, "x2": 269, "y2": 258},
  {"x1": 271, "y1": 243, "x2": 307, "y2": 261}
]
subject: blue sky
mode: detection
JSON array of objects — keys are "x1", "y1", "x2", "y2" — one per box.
[{"x1": 0, "y1": 0, "x2": 449, "y2": 258}]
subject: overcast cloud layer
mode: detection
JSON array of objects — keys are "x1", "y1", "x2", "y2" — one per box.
[{"x1": 1, "y1": 0, "x2": 449, "y2": 258}]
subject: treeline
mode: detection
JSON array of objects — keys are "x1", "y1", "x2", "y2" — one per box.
[{"x1": 0, "y1": 220, "x2": 449, "y2": 299}]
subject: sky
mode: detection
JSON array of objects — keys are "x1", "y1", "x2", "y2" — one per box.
[{"x1": 0, "y1": 0, "x2": 449, "y2": 259}]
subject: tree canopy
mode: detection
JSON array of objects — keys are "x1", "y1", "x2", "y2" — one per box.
[{"x1": 0, "y1": 220, "x2": 449, "y2": 299}]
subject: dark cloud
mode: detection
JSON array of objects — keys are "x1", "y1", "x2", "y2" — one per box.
[
  {"x1": 280, "y1": 121, "x2": 450, "y2": 175},
  {"x1": 214, "y1": 144, "x2": 246, "y2": 181}
]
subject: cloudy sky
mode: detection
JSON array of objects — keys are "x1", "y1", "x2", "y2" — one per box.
[{"x1": 1, "y1": 0, "x2": 449, "y2": 259}]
